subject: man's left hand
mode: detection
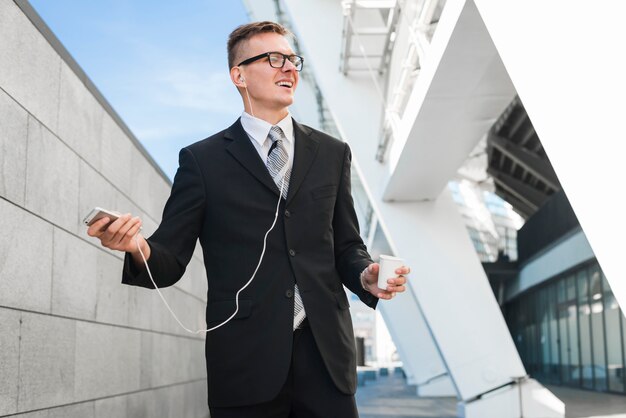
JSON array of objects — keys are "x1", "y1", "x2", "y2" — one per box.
[{"x1": 360, "y1": 263, "x2": 409, "y2": 300}]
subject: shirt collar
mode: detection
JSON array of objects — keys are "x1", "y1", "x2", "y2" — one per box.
[{"x1": 240, "y1": 111, "x2": 294, "y2": 147}]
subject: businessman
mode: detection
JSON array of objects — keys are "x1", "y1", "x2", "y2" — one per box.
[{"x1": 88, "y1": 21, "x2": 409, "y2": 417}]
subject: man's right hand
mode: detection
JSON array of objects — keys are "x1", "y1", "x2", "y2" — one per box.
[{"x1": 87, "y1": 213, "x2": 150, "y2": 269}]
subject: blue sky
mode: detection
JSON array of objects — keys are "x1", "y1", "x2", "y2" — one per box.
[{"x1": 30, "y1": 0, "x2": 250, "y2": 180}]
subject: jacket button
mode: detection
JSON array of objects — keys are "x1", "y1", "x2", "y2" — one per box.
[
  {"x1": 285, "y1": 210, "x2": 291, "y2": 218},
  {"x1": 289, "y1": 249, "x2": 296, "y2": 256},
  {"x1": 285, "y1": 289, "x2": 293, "y2": 298}
]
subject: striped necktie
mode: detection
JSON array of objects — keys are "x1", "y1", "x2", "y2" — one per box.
[
  {"x1": 267, "y1": 126, "x2": 290, "y2": 199},
  {"x1": 266, "y1": 126, "x2": 306, "y2": 330}
]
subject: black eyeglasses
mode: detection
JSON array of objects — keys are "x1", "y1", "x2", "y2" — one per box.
[{"x1": 238, "y1": 51, "x2": 304, "y2": 72}]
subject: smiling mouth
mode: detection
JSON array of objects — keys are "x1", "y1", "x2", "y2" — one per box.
[{"x1": 276, "y1": 81, "x2": 293, "y2": 88}]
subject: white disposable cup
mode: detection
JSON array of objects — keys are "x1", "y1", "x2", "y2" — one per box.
[{"x1": 378, "y1": 255, "x2": 405, "y2": 290}]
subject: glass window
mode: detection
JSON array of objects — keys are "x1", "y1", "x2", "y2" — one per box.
[
  {"x1": 527, "y1": 292, "x2": 539, "y2": 377},
  {"x1": 548, "y1": 284, "x2": 560, "y2": 383},
  {"x1": 556, "y1": 276, "x2": 579, "y2": 386},
  {"x1": 505, "y1": 260, "x2": 624, "y2": 394},
  {"x1": 589, "y1": 265, "x2": 607, "y2": 391},
  {"x1": 522, "y1": 295, "x2": 533, "y2": 374},
  {"x1": 577, "y1": 269, "x2": 593, "y2": 389},
  {"x1": 539, "y1": 290, "x2": 551, "y2": 380},
  {"x1": 603, "y1": 273, "x2": 624, "y2": 393},
  {"x1": 566, "y1": 276, "x2": 580, "y2": 385}
]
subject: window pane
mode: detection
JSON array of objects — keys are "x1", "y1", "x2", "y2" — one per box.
[
  {"x1": 577, "y1": 269, "x2": 593, "y2": 389},
  {"x1": 590, "y1": 265, "x2": 607, "y2": 391},
  {"x1": 525, "y1": 292, "x2": 538, "y2": 377},
  {"x1": 603, "y1": 272, "x2": 624, "y2": 392},
  {"x1": 540, "y1": 289, "x2": 551, "y2": 380},
  {"x1": 554, "y1": 276, "x2": 580, "y2": 386},
  {"x1": 566, "y1": 276, "x2": 579, "y2": 385},
  {"x1": 557, "y1": 278, "x2": 572, "y2": 384},
  {"x1": 548, "y1": 284, "x2": 560, "y2": 383}
]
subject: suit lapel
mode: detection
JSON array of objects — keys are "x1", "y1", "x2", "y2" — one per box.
[
  {"x1": 287, "y1": 120, "x2": 319, "y2": 206},
  {"x1": 225, "y1": 119, "x2": 280, "y2": 197}
]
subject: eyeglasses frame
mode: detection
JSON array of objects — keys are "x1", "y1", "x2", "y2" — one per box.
[{"x1": 237, "y1": 51, "x2": 304, "y2": 72}]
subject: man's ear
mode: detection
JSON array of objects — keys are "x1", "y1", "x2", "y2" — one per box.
[{"x1": 230, "y1": 66, "x2": 246, "y2": 88}]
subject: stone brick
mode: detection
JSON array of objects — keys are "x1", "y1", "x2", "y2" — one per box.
[
  {"x1": 157, "y1": 384, "x2": 185, "y2": 418},
  {"x1": 9, "y1": 410, "x2": 47, "y2": 418},
  {"x1": 48, "y1": 402, "x2": 95, "y2": 418},
  {"x1": 96, "y1": 250, "x2": 129, "y2": 326},
  {"x1": 127, "y1": 286, "x2": 153, "y2": 330},
  {"x1": 0, "y1": 308, "x2": 20, "y2": 415},
  {"x1": 51, "y1": 228, "x2": 98, "y2": 320},
  {"x1": 139, "y1": 332, "x2": 153, "y2": 389},
  {"x1": 128, "y1": 149, "x2": 172, "y2": 223},
  {"x1": 0, "y1": 199, "x2": 53, "y2": 312},
  {"x1": 124, "y1": 382, "x2": 208, "y2": 418},
  {"x1": 150, "y1": 333, "x2": 185, "y2": 387},
  {"x1": 74, "y1": 322, "x2": 140, "y2": 401},
  {"x1": 143, "y1": 328, "x2": 205, "y2": 386},
  {"x1": 57, "y1": 62, "x2": 104, "y2": 171},
  {"x1": 11, "y1": 404, "x2": 99, "y2": 418},
  {"x1": 0, "y1": 89, "x2": 28, "y2": 205},
  {"x1": 150, "y1": 173, "x2": 172, "y2": 222},
  {"x1": 129, "y1": 148, "x2": 155, "y2": 221},
  {"x1": 190, "y1": 338, "x2": 207, "y2": 381},
  {"x1": 126, "y1": 390, "x2": 157, "y2": 418},
  {"x1": 78, "y1": 160, "x2": 118, "y2": 236},
  {"x1": 185, "y1": 381, "x2": 209, "y2": 418},
  {"x1": 100, "y1": 113, "x2": 132, "y2": 197},
  {"x1": 18, "y1": 313, "x2": 75, "y2": 412},
  {"x1": 0, "y1": 0, "x2": 61, "y2": 131},
  {"x1": 24, "y1": 117, "x2": 79, "y2": 234},
  {"x1": 150, "y1": 333, "x2": 205, "y2": 387},
  {"x1": 128, "y1": 385, "x2": 195, "y2": 418},
  {"x1": 95, "y1": 395, "x2": 127, "y2": 418}
]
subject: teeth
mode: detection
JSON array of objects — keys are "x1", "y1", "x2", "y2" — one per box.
[{"x1": 276, "y1": 81, "x2": 293, "y2": 87}]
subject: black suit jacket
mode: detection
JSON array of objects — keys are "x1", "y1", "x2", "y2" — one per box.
[{"x1": 122, "y1": 118, "x2": 378, "y2": 407}]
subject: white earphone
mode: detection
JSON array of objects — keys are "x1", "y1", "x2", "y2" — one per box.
[{"x1": 238, "y1": 71, "x2": 256, "y2": 117}]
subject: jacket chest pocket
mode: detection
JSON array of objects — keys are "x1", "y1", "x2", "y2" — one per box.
[{"x1": 311, "y1": 185, "x2": 337, "y2": 200}]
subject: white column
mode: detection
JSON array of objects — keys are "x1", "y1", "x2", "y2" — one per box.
[{"x1": 276, "y1": 0, "x2": 456, "y2": 395}]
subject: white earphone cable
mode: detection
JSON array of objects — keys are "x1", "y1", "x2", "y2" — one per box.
[
  {"x1": 244, "y1": 85, "x2": 255, "y2": 118},
  {"x1": 134, "y1": 175, "x2": 286, "y2": 334}
]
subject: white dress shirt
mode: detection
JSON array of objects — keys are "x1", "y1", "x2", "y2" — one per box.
[{"x1": 240, "y1": 111, "x2": 294, "y2": 170}]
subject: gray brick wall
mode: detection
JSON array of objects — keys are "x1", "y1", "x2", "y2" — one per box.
[{"x1": 0, "y1": 1, "x2": 209, "y2": 416}]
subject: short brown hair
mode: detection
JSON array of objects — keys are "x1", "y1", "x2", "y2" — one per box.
[{"x1": 227, "y1": 21, "x2": 293, "y2": 68}]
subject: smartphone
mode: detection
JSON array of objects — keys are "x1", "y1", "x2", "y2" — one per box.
[{"x1": 83, "y1": 207, "x2": 121, "y2": 227}]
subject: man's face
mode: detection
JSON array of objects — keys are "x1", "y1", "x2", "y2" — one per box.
[{"x1": 236, "y1": 32, "x2": 299, "y2": 113}]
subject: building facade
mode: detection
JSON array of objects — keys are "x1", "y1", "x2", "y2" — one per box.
[{"x1": 495, "y1": 190, "x2": 626, "y2": 396}]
